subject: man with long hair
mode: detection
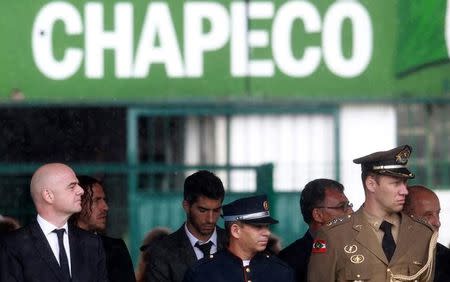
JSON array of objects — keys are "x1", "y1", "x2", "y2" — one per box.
[{"x1": 70, "y1": 175, "x2": 135, "y2": 282}]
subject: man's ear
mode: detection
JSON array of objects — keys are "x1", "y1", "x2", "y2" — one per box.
[
  {"x1": 42, "y1": 188, "x2": 54, "y2": 204},
  {"x1": 366, "y1": 176, "x2": 377, "y2": 193},
  {"x1": 312, "y1": 208, "x2": 324, "y2": 223},
  {"x1": 230, "y1": 223, "x2": 240, "y2": 239},
  {"x1": 182, "y1": 200, "x2": 190, "y2": 213}
]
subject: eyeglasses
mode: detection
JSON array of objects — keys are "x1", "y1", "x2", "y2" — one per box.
[{"x1": 316, "y1": 202, "x2": 353, "y2": 211}]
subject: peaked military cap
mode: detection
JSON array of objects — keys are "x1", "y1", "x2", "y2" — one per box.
[
  {"x1": 222, "y1": 194, "x2": 279, "y2": 225},
  {"x1": 353, "y1": 145, "x2": 415, "y2": 179}
]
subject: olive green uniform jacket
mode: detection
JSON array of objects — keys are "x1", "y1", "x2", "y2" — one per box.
[{"x1": 307, "y1": 208, "x2": 436, "y2": 282}]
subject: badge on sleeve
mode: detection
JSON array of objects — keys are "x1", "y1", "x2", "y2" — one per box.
[{"x1": 312, "y1": 239, "x2": 327, "y2": 253}]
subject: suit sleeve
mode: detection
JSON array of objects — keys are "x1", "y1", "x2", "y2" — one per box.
[
  {"x1": 109, "y1": 239, "x2": 135, "y2": 282},
  {"x1": 145, "y1": 245, "x2": 172, "y2": 282},
  {"x1": 307, "y1": 229, "x2": 336, "y2": 282}
]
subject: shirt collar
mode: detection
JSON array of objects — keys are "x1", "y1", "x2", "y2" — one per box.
[
  {"x1": 37, "y1": 214, "x2": 68, "y2": 236},
  {"x1": 184, "y1": 222, "x2": 217, "y2": 248},
  {"x1": 362, "y1": 210, "x2": 400, "y2": 230}
]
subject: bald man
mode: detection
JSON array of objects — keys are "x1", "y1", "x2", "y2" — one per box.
[
  {"x1": 403, "y1": 185, "x2": 450, "y2": 282},
  {"x1": 0, "y1": 163, "x2": 108, "y2": 282}
]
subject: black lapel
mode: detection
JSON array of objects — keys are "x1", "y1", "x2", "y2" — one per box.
[
  {"x1": 29, "y1": 221, "x2": 64, "y2": 281},
  {"x1": 175, "y1": 227, "x2": 197, "y2": 266},
  {"x1": 68, "y1": 225, "x2": 86, "y2": 281}
]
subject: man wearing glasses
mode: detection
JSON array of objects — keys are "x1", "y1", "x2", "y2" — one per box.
[
  {"x1": 278, "y1": 178, "x2": 353, "y2": 282},
  {"x1": 308, "y1": 145, "x2": 437, "y2": 281}
]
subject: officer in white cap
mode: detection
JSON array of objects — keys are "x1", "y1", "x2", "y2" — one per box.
[{"x1": 183, "y1": 194, "x2": 294, "y2": 282}]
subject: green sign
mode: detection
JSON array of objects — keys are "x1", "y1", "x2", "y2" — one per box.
[
  {"x1": 0, "y1": 0, "x2": 449, "y2": 102},
  {"x1": 396, "y1": 0, "x2": 449, "y2": 76}
]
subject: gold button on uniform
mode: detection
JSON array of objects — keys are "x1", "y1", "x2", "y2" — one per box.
[{"x1": 246, "y1": 267, "x2": 250, "y2": 273}]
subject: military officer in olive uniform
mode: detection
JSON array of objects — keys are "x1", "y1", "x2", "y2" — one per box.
[
  {"x1": 183, "y1": 195, "x2": 295, "y2": 282},
  {"x1": 308, "y1": 145, "x2": 437, "y2": 282}
]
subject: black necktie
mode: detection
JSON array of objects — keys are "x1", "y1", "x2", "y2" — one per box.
[
  {"x1": 195, "y1": 241, "x2": 213, "y2": 259},
  {"x1": 380, "y1": 221, "x2": 396, "y2": 262},
  {"x1": 53, "y1": 229, "x2": 71, "y2": 281}
]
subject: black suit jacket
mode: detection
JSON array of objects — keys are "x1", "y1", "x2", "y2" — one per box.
[
  {"x1": 435, "y1": 243, "x2": 450, "y2": 282},
  {"x1": 145, "y1": 225, "x2": 227, "y2": 282},
  {"x1": 0, "y1": 220, "x2": 108, "y2": 282},
  {"x1": 0, "y1": 239, "x2": 8, "y2": 282},
  {"x1": 101, "y1": 235, "x2": 135, "y2": 282},
  {"x1": 278, "y1": 230, "x2": 313, "y2": 282}
]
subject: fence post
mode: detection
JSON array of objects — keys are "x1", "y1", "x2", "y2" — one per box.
[
  {"x1": 256, "y1": 163, "x2": 275, "y2": 219},
  {"x1": 256, "y1": 163, "x2": 274, "y2": 196}
]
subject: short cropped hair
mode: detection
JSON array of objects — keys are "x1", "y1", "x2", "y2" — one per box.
[
  {"x1": 224, "y1": 220, "x2": 242, "y2": 238},
  {"x1": 360, "y1": 170, "x2": 383, "y2": 190},
  {"x1": 300, "y1": 178, "x2": 345, "y2": 224},
  {"x1": 184, "y1": 170, "x2": 225, "y2": 204}
]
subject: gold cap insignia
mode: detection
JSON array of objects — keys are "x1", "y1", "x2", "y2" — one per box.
[
  {"x1": 263, "y1": 200, "x2": 269, "y2": 211},
  {"x1": 395, "y1": 147, "x2": 410, "y2": 164}
]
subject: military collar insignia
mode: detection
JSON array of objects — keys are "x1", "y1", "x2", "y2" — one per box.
[
  {"x1": 410, "y1": 214, "x2": 424, "y2": 223},
  {"x1": 327, "y1": 218, "x2": 340, "y2": 226},
  {"x1": 350, "y1": 254, "x2": 365, "y2": 264},
  {"x1": 344, "y1": 245, "x2": 358, "y2": 254},
  {"x1": 327, "y1": 214, "x2": 352, "y2": 226}
]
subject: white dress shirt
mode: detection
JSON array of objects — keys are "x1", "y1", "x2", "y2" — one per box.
[{"x1": 36, "y1": 215, "x2": 72, "y2": 275}]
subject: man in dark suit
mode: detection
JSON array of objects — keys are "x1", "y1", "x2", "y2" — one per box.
[
  {"x1": 403, "y1": 185, "x2": 450, "y2": 282},
  {"x1": 145, "y1": 170, "x2": 227, "y2": 282},
  {"x1": 70, "y1": 175, "x2": 135, "y2": 282},
  {"x1": 0, "y1": 163, "x2": 108, "y2": 282},
  {"x1": 278, "y1": 178, "x2": 353, "y2": 282}
]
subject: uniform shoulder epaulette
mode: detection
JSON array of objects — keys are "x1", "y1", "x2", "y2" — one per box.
[
  {"x1": 323, "y1": 214, "x2": 353, "y2": 230},
  {"x1": 408, "y1": 214, "x2": 434, "y2": 231}
]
